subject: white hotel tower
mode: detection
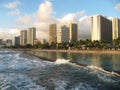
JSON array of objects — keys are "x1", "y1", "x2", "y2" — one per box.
[
  {"x1": 57, "y1": 25, "x2": 69, "y2": 43},
  {"x1": 91, "y1": 14, "x2": 112, "y2": 43},
  {"x1": 111, "y1": 18, "x2": 120, "y2": 40},
  {"x1": 27, "y1": 27, "x2": 36, "y2": 45}
]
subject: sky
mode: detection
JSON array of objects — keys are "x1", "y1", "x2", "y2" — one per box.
[{"x1": 0, "y1": 0, "x2": 120, "y2": 41}]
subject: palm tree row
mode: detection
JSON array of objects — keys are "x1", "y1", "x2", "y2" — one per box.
[
  {"x1": 12, "y1": 38, "x2": 120, "y2": 50},
  {"x1": 33, "y1": 38, "x2": 120, "y2": 50}
]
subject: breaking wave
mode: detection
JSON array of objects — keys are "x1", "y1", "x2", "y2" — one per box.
[
  {"x1": 55, "y1": 58, "x2": 70, "y2": 64},
  {"x1": 54, "y1": 58, "x2": 120, "y2": 77},
  {"x1": 87, "y1": 65, "x2": 120, "y2": 77},
  {"x1": 0, "y1": 51, "x2": 53, "y2": 71}
]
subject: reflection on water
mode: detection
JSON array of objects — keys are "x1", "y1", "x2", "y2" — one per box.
[{"x1": 28, "y1": 51, "x2": 120, "y2": 72}]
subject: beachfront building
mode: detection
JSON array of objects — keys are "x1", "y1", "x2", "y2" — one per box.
[
  {"x1": 6, "y1": 39, "x2": 12, "y2": 46},
  {"x1": 68, "y1": 23, "x2": 78, "y2": 41},
  {"x1": 57, "y1": 25, "x2": 69, "y2": 43},
  {"x1": 91, "y1": 14, "x2": 112, "y2": 43},
  {"x1": 111, "y1": 18, "x2": 120, "y2": 40},
  {"x1": 20, "y1": 30, "x2": 27, "y2": 46},
  {"x1": 14, "y1": 36, "x2": 20, "y2": 46},
  {"x1": 49, "y1": 24, "x2": 57, "y2": 44},
  {"x1": 0, "y1": 39, "x2": 3, "y2": 45},
  {"x1": 27, "y1": 27, "x2": 36, "y2": 46},
  {"x1": 0, "y1": 39, "x2": 6, "y2": 48}
]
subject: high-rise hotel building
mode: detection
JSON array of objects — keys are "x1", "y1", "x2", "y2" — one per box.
[
  {"x1": 68, "y1": 23, "x2": 78, "y2": 41},
  {"x1": 111, "y1": 18, "x2": 120, "y2": 40},
  {"x1": 20, "y1": 30, "x2": 27, "y2": 46},
  {"x1": 15, "y1": 36, "x2": 20, "y2": 46},
  {"x1": 57, "y1": 25, "x2": 69, "y2": 43},
  {"x1": 91, "y1": 15, "x2": 112, "y2": 43},
  {"x1": 49, "y1": 24, "x2": 57, "y2": 44},
  {"x1": 27, "y1": 27, "x2": 36, "y2": 45}
]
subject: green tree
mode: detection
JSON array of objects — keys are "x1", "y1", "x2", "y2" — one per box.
[
  {"x1": 50, "y1": 42, "x2": 56, "y2": 49},
  {"x1": 25, "y1": 44, "x2": 32, "y2": 48},
  {"x1": 58, "y1": 42, "x2": 68, "y2": 49},
  {"x1": 113, "y1": 38, "x2": 120, "y2": 49}
]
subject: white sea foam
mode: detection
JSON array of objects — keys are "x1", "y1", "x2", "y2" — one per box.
[
  {"x1": 87, "y1": 65, "x2": 120, "y2": 77},
  {"x1": 0, "y1": 52, "x2": 53, "y2": 71},
  {"x1": 0, "y1": 73, "x2": 46, "y2": 90},
  {"x1": 54, "y1": 59, "x2": 120, "y2": 77},
  {"x1": 87, "y1": 65, "x2": 120, "y2": 83},
  {"x1": 52, "y1": 78, "x2": 68, "y2": 90},
  {"x1": 87, "y1": 65, "x2": 105, "y2": 72},
  {"x1": 55, "y1": 59, "x2": 70, "y2": 64}
]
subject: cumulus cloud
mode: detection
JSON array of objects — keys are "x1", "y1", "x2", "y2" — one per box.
[
  {"x1": 0, "y1": 26, "x2": 21, "y2": 45},
  {"x1": 34, "y1": 22, "x2": 49, "y2": 40},
  {"x1": 58, "y1": 14, "x2": 91, "y2": 41},
  {"x1": 60, "y1": 13, "x2": 78, "y2": 24},
  {"x1": 0, "y1": 27, "x2": 20, "y2": 41},
  {"x1": 78, "y1": 16, "x2": 91, "y2": 40},
  {"x1": 56, "y1": 10, "x2": 90, "y2": 40},
  {"x1": 4, "y1": 0, "x2": 21, "y2": 9},
  {"x1": 17, "y1": 15, "x2": 32, "y2": 24},
  {"x1": 60, "y1": 10, "x2": 86, "y2": 24},
  {"x1": 36, "y1": 0, "x2": 55, "y2": 22},
  {"x1": 34, "y1": 0, "x2": 57, "y2": 40},
  {"x1": 115, "y1": 3, "x2": 120, "y2": 12},
  {"x1": 35, "y1": 0, "x2": 58, "y2": 24},
  {"x1": 33, "y1": 1, "x2": 88, "y2": 40}
]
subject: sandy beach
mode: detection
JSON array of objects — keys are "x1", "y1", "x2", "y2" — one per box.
[{"x1": 26, "y1": 49, "x2": 120, "y2": 54}]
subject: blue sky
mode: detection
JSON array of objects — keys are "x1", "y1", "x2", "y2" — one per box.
[
  {"x1": 0, "y1": 0, "x2": 120, "y2": 40},
  {"x1": 0, "y1": 0, "x2": 120, "y2": 27}
]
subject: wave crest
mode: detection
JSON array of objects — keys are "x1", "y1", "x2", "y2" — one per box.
[{"x1": 55, "y1": 59, "x2": 70, "y2": 64}]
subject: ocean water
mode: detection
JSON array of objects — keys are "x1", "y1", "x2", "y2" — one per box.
[{"x1": 0, "y1": 50, "x2": 120, "y2": 90}]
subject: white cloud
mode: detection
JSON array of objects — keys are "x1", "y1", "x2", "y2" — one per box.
[
  {"x1": 34, "y1": 0, "x2": 57, "y2": 40},
  {"x1": 60, "y1": 10, "x2": 86, "y2": 24},
  {"x1": 17, "y1": 15, "x2": 31, "y2": 24},
  {"x1": 60, "y1": 13, "x2": 78, "y2": 24},
  {"x1": 4, "y1": 0, "x2": 21, "y2": 16},
  {"x1": 36, "y1": 0, "x2": 53, "y2": 22},
  {"x1": 8, "y1": 8, "x2": 20, "y2": 15},
  {"x1": 0, "y1": 27, "x2": 20, "y2": 41},
  {"x1": 34, "y1": 22, "x2": 49, "y2": 40},
  {"x1": 78, "y1": 16, "x2": 91, "y2": 40},
  {"x1": 58, "y1": 11, "x2": 91, "y2": 40},
  {"x1": 115, "y1": 3, "x2": 120, "y2": 12},
  {"x1": 4, "y1": 0, "x2": 21, "y2": 9},
  {"x1": 0, "y1": 27, "x2": 20, "y2": 45}
]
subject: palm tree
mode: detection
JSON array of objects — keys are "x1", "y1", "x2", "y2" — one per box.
[{"x1": 113, "y1": 38, "x2": 120, "y2": 49}]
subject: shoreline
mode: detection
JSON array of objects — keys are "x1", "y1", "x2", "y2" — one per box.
[
  {"x1": 2, "y1": 48, "x2": 120, "y2": 54},
  {"x1": 26, "y1": 49, "x2": 120, "y2": 54},
  {"x1": 11, "y1": 48, "x2": 120, "y2": 54}
]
